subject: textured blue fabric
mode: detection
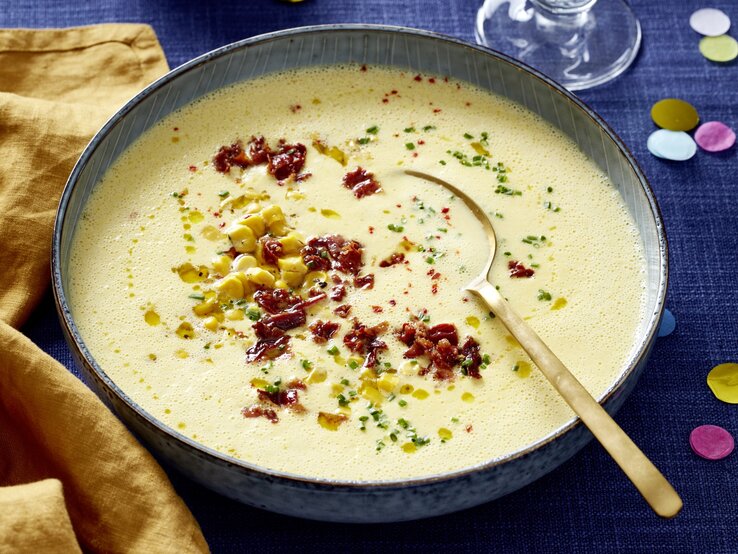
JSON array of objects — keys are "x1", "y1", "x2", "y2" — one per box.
[{"x1": 5, "y1": 0, "x2": 738, "y2": 551}]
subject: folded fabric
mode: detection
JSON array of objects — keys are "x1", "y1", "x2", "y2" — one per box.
[{"x1": 0, "y1": 24, "x2": 208, "y2": 552}]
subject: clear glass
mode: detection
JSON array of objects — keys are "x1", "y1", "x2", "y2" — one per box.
[{"x1": 475, "y1": 0, "x2": 642, "y2": 90}]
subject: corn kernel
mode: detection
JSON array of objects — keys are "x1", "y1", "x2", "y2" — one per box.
[
  {"x1": 359, "y1": 383, "x2": 384, "y2": 405},
  {"x1": 215, "y1": 274, "x2": 245, "y2": 299},
  {"x1": 277, "y1": 256, "x2": 308, "y2": 274},
  {"x1": 225, "y1": 308, "x2": 244, "y2": 321},
  {"x1": 231, "y1": 254, "x2": 258, "y2": 272},
  {"x1": 203, "y1": 316, "x2": 219, "y2": 331},
  {"x1": 260, "y1": 204, "x2": 284, "y2": 225},
  {"x1": 279, "y1": 231, "x2": 304, "y2": 254},
  {"x1": 211, "y1": 255, "x2": 232, "y2": 275},
  {"x1": 193, "y1": 298, "x2": 218, "y2": 317},
  {"x1": 377, "y1": 373, "x2": 399, "y2": 392},
  {"x1": 241, "y1": 214, "x2": 266, "y2": 237},
  {"x1": 243, "y1": 267, "x2": 275, "y2": 287},
  {"x1": 227, "y1": 223, "x2": 257, "y2": 253}
]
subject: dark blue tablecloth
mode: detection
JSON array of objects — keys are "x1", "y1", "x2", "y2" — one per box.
[{"x1": 4, "y1": 0, "x2": 737, "y2": 551}]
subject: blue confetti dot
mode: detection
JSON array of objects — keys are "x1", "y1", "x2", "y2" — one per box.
[
  {"x1": 658, "y1": 308, "x2": 676, "y2": 337},
  {"x1": 647, "y1": 130, "x2": 697, "y2": 161}
]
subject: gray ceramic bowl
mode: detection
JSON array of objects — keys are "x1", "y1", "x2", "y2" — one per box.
[{"x1": 52, "y1": 25, "x2": 667, "y2": 523}]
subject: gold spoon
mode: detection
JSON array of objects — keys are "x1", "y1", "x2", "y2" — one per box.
[{"x1": 404, "y1": 169, "x2": 682, "y2": 518}]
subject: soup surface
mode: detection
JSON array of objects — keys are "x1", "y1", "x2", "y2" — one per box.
[{"x1": 69, "y1": 65, "x2": 646, "y2": 481}]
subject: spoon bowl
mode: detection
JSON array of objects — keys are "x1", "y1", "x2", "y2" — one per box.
[{"x1": 404, "y1": 169, "x2": 683, "y2": 519}]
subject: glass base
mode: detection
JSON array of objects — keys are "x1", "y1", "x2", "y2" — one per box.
[{"x1": 475, "y1": 0, "x2": 642, "y2": 91}]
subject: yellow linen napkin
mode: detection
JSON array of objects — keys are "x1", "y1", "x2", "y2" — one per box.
[{"x1": 0, "y1": 24, "x2": 208, "y2": 552}]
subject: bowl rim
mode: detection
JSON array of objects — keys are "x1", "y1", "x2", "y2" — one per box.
[{"x1": 52, "y1": 23, "x2": 668, "y2": 490}]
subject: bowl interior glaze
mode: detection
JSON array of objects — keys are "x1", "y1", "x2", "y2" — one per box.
[{"x1": 52, "y1": 25, "x2": 667, "y2": 520}]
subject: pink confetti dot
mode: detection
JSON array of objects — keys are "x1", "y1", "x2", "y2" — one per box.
[
  {"x1": 694, "y1": 121, "x2": 736, "y2": 152},
  {"x1": 690, "y1": 424, "x2": 734, "y2": 460}
]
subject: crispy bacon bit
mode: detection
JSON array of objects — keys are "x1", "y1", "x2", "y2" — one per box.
[
  {"x1": 290, "y1": 104, "x2": 302, "y2": 113},
  {"x1": 309, "y1": 320, "x2": 340, "y2": 343},
  {"x1": 248, "y1": 136, "x2": 271, "y2": 165},
  {"x1": 441, "y1": 207, "x2": 450, "y2": 214},
  {"x1": 460, "y1": 337, "x2": 482, "y2": 379},
  {"x1": 253, "y1": 288, "x2": 301, "y2": 314},
  {"x1": 372, "y1": 306, "x2": 383, "y2": 313},
  {"x1": 354, "y1": 273, "x2": 374, "y2": 290},
  {"x1": 213, "y1": 141, "x2": 250, "y2": 173},
  {"x1": 296, "y1": 291, "x2": 327, "y2": 310},
  {"x1": 302, "y1": 235, "x2": 364, "y2": 275},
  {"x1": 245, "y1": 327, "x2": 290, "y2": 362},
  {"x1": 466, "y1": 424, "x2": 473, "y2": 433},
  {"x1": 334, "y1": 304, "x2": 351, "y2": 318},
  {"x1": 246, "y1": 289, "x2": 321, "y2": 363},
  {"x1": 261, "y1": 237, "x2": 284, "y2": 266},
  {"x1": 343, "y1": 318, "x2": 388, "y2": 367},
  {"x1": 508, "y1": 260, "x2": 535, "y2": 278},
  {"x1": 428, "y1": 323, "x2": 459, "y2": 345},
  {"x1": 268, "y1": 142, "x2": 307, "y2": 182},
  {"x1": 330, "y1": 284, "x2": 346, "y2": 301},
  {"x1": 396, "y1": 321, "x2": 481, "y2": 380},
  {"x1": 414, "y1": 74, "x2": 422, "y2": 82},
  {"x1": 285, "y1": 379, "x2": 307, "y2": 390},
  {"x1": 188, "y1": 165, "x2": 197, "y2": 172},
  {"x1": 360, "y1": 64, "x2": 367, "y2": 72},
  {"x1": 262, "y1": 309, "x2": 306, "y2": 332},
  {"x1": 379, "y1": 252, "x2": 405, "y2": 268},
  {"x1": 258, "y1": 387, "x2": 298, "y2": 407},
  {"x1": 213, "y1": 136, "x2": 273, "y2": 173},
  {"x1": 342, "y1": 167, "x2": 381, "y2": 198},
  {"x1": 242, "y1": 405, "x2": 278, "y2": 423}
]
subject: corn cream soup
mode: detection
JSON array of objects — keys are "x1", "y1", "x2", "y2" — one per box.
[{"x1": 69, "y1": 66, "x2": 646, "y2": 480}]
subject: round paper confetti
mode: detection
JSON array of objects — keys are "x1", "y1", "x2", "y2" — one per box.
[
  {"x1": 695, "y1": 121, "x2": 736, "y2": 152},
  {"x1": 651, "y1": 98, "x2": 700, "y2": 131},
  {"x1": 699, "y1": 35, "x2": 738, "y2": 62},
  {"x1": 658, "y1": 309, "x2": 676, "y2": 337},
  {"x1": 690, "y1": 425, "x2": 734, "y2": 460},
  {"x1": 707, "y1": 362, "x2": 738, "y2": 404},
  {"x1": 647, "y1": 130, "x2": 697, "y2": 161},
  {"x1": 690, "y1": 8, "x2": 731, "y2": 37}
]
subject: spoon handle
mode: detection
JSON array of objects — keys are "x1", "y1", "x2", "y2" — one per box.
[{"x1": 470, "y1": 280, "x2": 682, "y2": 518}]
